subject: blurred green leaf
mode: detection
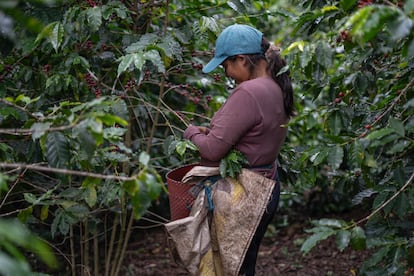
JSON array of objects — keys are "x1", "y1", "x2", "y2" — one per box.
[
  {"x1": 86, "y1": 6, "x2": 102, "y2": 32},
  {"x1": 389, "y1": 117, "x2": 405, "y2": 137},
  {"x1": 340, "y1": 0, "x2": 356, "y2": 11},
  {"x1": 44, "y1": 132, "x2": 70, "y2": 169},
  {"x1": 336, "y1": 230, "x2": 351, "y2": 252},
  {"x1": 328, "y1": 146, "x2": 343, "y2": 170},
  {"x1": 30, "y1": 122, "x2": 51, "y2": 140},
  {"x1": 139, "y1": 151, "x2": 150, "y2": 166},
  {"x1": 350, "y1": 226, "x2": 366, "y2": 250},
  {"x1": 301, "y1": 228, "x2": 336, "y2": 255}
]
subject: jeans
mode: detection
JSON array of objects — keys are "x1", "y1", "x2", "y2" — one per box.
[{"x1": 239, "y1": 180, "x2": 280, "y2": 276}]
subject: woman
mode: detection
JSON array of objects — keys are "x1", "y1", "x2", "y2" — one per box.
[{"x1": 183, "y1": 24, "x2": 294, "y2": 275}]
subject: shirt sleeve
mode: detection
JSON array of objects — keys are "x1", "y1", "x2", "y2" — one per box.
[{"x1": 184, "y1": 88, "x2": 258, "y2": 162}]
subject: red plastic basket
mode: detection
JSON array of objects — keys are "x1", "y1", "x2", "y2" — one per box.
[{"x1": 166, "y1": 164, "x2": 198, "y2": 221}]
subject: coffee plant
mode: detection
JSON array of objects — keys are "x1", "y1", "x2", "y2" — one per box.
[{"x1": 0, "y1": 0, "x2": 413, "y2": 275}]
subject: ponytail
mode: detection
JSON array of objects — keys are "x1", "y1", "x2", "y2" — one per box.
[
  {"x1": 239, "y1": 38, "x2": 294, "y2": 118},
  {"x1": 261, "y1": 38, "x2": 295, "y2": 118}
]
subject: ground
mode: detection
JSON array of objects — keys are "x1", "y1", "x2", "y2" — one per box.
[{"x1": 124, "y1": 208, "x2": 371, "y2": 276}]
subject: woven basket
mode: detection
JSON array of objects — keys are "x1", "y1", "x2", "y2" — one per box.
[{"x1": 166, "y1": 164, "x2": 198, "y2": 221}]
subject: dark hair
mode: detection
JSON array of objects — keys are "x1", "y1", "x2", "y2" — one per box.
[{"x1": 242, "y1": 38, "x2": 295, "y2": 118}]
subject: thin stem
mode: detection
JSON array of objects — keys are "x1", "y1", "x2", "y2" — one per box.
[
  {"x1": 0, "y1": 123, "x2": 76, "y2": 135},
  {"x1": 110, "y1": 197, "x2": 126, "y2": 276},
  {"x1": 0, "y1": 169, "x2": 26, "y2": 210},
  {"x1": 356, "y1": 169, "x2": 414, "y2": 226},
  {"x1": 70, "y1": 225, "x2": 76, "y2": 276},
  {"x1": 83, "y1": 220, "x2": 90, "y2": 276},
  {"x1": 146, "y1": 76, "x2": 166, "y2": 153},
  {"x1": 93, "y1": 227, "x2": 99, "y2": 276},
  {"x1": 114, "y1": 212, "x2": 134, "y2": 276},
  {"x1": 0, "y1": 163, "x2": 138, "y2": 182},
  {"x1": 104, "y1": 215, "x2": 118, "y2": 276}
]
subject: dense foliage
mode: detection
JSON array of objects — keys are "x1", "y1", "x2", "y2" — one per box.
[{"x1": 0, "y1": 0, "x2": 413, "y2": 275}]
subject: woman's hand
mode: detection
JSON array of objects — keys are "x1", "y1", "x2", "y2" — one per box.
[
  {"x1": 184, "y1": 125, "x2": 210, "y2": 140},
  {"x1": 197, "y1": 126, "x2": 210, "y2": 134}
]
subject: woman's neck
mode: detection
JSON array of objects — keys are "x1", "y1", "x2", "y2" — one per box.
[{"x1": 249, "y1": 59, "x2": 270, "y2": 79}]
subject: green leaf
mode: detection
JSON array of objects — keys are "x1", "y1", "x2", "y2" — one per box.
[
  {"x1": 349, "y1": 140, "x2": 364, "y2": 167},
  {"x1": 175, "y1": 140, "x2": 197, "y2": 157},
  {"x1": 0, "y1": 0, "x2": 18, "y2": 9},
  {"x1": 35, "y1": 22, "x2": 64, "y2": 52},
  {"x1": 0, "y1": 218, "x2": 57, "y2": 271},
  {"x1": 389, "y1": 117, "x2": 405, "y2": 137},
  {"x1": 0, "y1": 107, "x2": 19, "y2": 120},
  {"x1": 58, "y1": 215, "x2": 69, "y2": 235},
  {"x1": 30, "y1": 122, "x2": 51, "y2": 140},
  {"x1": 15, "y1": 94, "x2": 31, "y2": 105},
  {"x1": 45, "y1": 74, "x2": 61, "y2": 89},
  {"x1": 144, "y1": 49, "x2": 165, "y2": 73},
  {"x1": 352, "y1": 188, "x2": 377, "y2": 205},
  {"x1": 406, "y1": 0, "x2": 414, "y2": 13},
  {"x1": 72, "y1": 55, "x2": 90, "y2": 68},
  {"x1": 227, "y1": 0, "x2": 248, "y2": 13},
  {"x1": 45, "y1": 132, "x2": 70, "y2": 169},
  {"x1": 310, "y1": 148, "x2": 329, "y2": 166},
  {"x1": 81, "y1": 177, "x2": 101, "y2": 188},
  {"x1": 110, "y1": 99, "x2": 128, "y2": 120},
  {"x1": 387, "y1": 14, "x2": 414, "y2": 42},
  {"x1": 350, "y1": 226, "x2": 366, "y2": 250},
  {"x1": 336, "y1": 230, "x2": 351, "y2": 251},
  {"x1": 315, "y1": 41, "x2": 332, "y2": 68},
  {"x1": 363, "y1": 246, "x2": 390, "y2": 268},
  {"x1": 157, "y1": 34, "x2": 183, "y2": 61},
  {"x1": 328, "y1": 111, "x2": 342, "y2": 135},
  {"x1": 340, "y1": 0, "x2": 357, "y2": 11},
  {"x1": 139, "y1": 151, "x2": 150, "y2": 166},
  {"x1": 133, "y1": 52, "x2": 145, "y2": 71},
  {"x1": 386, "y1": 140, "x2": 410, "y2": 154},
  {"x1": 363, "y1": 153, "x2": 377, "y2": 168},
  {"x1": 0, "y1": 174, "x2": 10, "y2": 196},
  {"x1": 276, "y1": 65, "x2": 289, "y2": 77},
  {"x1": 123, "y1": 178, "x2": 139, "y2": 195},
  {"x1": 315, "y1": 218, "x2": 346, "y2": 228},
  {"x1": 66, "y1": 204, "x2": 89, "y2": 219},
  {"x1": 348, "y1": 5, "x2": 399, "y2": 44},
  {"x1": 176, "y1": 141, "x2": 187, "y2": 156},
  {"x1": 17, "y1": 207, "x2": 33, "y2": 224},
  {"x1": 394, "y1": 192, "x2": 409, "y2": 219},
  {"x1": 103, "y1": 127, "x2": 127, "y2": 141},
  {"x1": 407, "y1": 38, "x2": 414, "y2": 57},
  {"x1": 117, "y1": 54, "x2": 135, "y2": 77},
  {"x1": 40, "y1": 205, "x2": 49, "y2": 221},
  {"x1": 365, "y1": 128, "x2": 394, "y2": 140},
  {"x1": 301, "y1": 228, "x2": 336, "y2": 255},
  {"x1": 84, "y1": 186, "x2": 97, "y2": 208},
  {"x1": 199, "y1": 16, "x2": 220, "y2": 33},
  {"x1": 75, "y1": 126, "x2": 96, "y2": 159},
  {"x1": 48, "y1": 22, "x2": 64, "y2": 52},
  {"x1": 87, "y1": 6, "x2": 102, "y2": 32},
  {"x1": 140, "y1": 171, "x2": 162, "y2": 200},
  {"x1": 300, "y1": 46, "x2": 313, "y2": 68},
  {"x1": 23, "y1": 193, "x2": 37, "y2": 205},
  {"x1": 96, "y1": 113, "x2": 128, "y2": 127},
  {"x1": 0, "y1": 251, "x2": 33, "y2": 275},
  {"x1": 219, "y1": 150, "x2": 248, "y2": 178},
  {"x1": 328, "y1": 146, "x2": 343, "y2": 170}
]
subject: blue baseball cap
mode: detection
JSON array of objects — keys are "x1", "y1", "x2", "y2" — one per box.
[{"x1": 202, "y1": 24, "x2": 263, "y2": 73}]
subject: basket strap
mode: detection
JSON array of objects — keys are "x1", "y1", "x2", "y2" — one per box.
[{"x1": 200, "y1": 175, "x2": 221, "y2": 212}]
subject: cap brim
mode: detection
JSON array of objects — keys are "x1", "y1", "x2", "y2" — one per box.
[{"x1": 202, "y1": 56, "x2": 227, "y2": 73}]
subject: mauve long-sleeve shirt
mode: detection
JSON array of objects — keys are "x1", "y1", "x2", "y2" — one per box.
[{"x1": 184, "y1": 77, "x2": 289, "y2": 175}]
